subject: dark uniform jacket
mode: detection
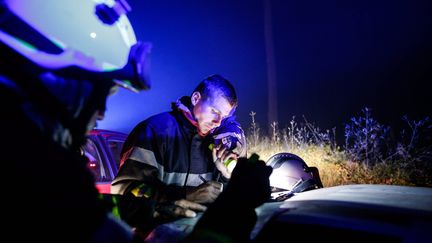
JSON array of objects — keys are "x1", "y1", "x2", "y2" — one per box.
[
  {"x1": 1, "y1": 66, "x2": 106, "y2": 242},
  {"x1": 111, "y1": 96, "x2": 246, "y2": 202}
]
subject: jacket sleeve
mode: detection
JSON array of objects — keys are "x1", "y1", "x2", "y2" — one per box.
[{"x1": 111, "y1": 122, "x2": 186, "y2": 202}]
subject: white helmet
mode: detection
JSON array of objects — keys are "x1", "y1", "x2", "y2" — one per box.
[
  {"x1": 267, "y1": 153, "x2": 323, "y2": 197},
  {"x1": 0, "y1": 0, "x2": 150, "y2": 92}
]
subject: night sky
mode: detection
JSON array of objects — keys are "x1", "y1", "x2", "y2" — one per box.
[{"x1": 98, "y1": 0, "x2": 432, "y2": 140}]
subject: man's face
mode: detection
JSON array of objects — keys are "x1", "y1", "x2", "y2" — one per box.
[
  {"x1": 85, "y1": 86, "x2": 117, "y2": 135},
  {"x1": 86, "y1": 110, "x2": 105, "y2": 135},
  {"x1": 193, "y1": 92, "x2": 234, "y2": 136}
]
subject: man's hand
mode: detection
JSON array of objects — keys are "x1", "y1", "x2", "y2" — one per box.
[
  {"x1": 186, "y1": 181, "x2": 223, "y2": 204},
  {"x1": 212, "y1": 144, "x2": 239, "y2": 179},
  {"x1": 154, "y1": 199, "x2": 207, "y2": 220}
]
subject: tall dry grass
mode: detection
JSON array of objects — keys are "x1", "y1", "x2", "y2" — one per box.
[{"x1": 246, "y1": 109, "x2": 432, "y2": 187}]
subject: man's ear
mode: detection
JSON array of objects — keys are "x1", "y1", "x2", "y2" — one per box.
[
  {"x1": 228, "y1": 105, "x2": 237, "y2": 116},
  {"x1": 191, "y1": 91, "x2": 201, "y2": 106}
]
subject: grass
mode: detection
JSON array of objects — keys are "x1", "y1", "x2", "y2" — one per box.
[{"x1": 246, "y1": 108, "x2": 432, "y2": 187}]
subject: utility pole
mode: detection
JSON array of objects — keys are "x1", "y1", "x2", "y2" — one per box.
[{"x1": 264, "y1": 0, "x2": 278, "y2": 131}]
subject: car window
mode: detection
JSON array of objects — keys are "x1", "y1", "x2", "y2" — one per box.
[
  {"x1": 83, "y1": 138, "x2": 107, "y2": 182},
  {"x1": 108, "y1": 140, "x2": 124, "y2": 170}
]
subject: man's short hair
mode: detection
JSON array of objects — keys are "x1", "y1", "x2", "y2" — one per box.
[{"x1": 193, "y1": 74, "x2": 238, "y2": 107}]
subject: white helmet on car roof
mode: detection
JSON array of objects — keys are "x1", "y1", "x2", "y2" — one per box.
[{"x1": 267, "y1": 152, "x2": 323, "y2": 194}]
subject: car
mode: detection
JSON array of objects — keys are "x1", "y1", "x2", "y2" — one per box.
[
  {"x1": 82, "y1": 129, "x2": 127, "y2": 194},
  {"x1": 82, "y1": 130, "x2": 432, "y2": 242},
  {"x1": 145, "y1": 184, "x2": 432, "y2": 242}
]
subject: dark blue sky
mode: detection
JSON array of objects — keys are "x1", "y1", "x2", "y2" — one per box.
[{"x1": 98, "y1": 0, "x2": 432, "y2": 138}]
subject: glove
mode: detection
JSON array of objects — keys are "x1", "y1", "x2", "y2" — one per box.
[
  {"x1": 221, "y1": 153, "x2": 273, "y2": 209},
  {"x1": 211, "y1": 116, "x2": 247, "y2": 158},
  {"x1": 211, "y1": 116, "x2": 247, "y2": 179},
  {"x1": 186, "y1": 154, "x2": 272, "y2": 243}
]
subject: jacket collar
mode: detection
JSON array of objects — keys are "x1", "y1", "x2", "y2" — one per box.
[{"x1": 171, "y1": 96, "x2": 198, "y2": 135}]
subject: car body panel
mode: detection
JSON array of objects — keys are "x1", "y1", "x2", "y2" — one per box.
[
  {"x1": 83, "y1": 129, "x2": 127, "y2": 194},
  {"x1": 255, "y1": 184, "x2": 432, "y2": 242},
  {"x1": 145, "y1": 184, "x2": 432, "y2": 242},
  {"x1": 279, "y1": 184, "x2": 432, "y2": 211}
]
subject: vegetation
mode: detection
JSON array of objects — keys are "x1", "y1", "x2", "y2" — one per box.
[{"x1": 246, "y1": 108, "x2": 432, "y2": 187}]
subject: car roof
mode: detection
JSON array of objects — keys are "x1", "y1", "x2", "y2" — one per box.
[
  {"x1": 253, "y1": 184, "x2": 432, "y2": 241},
  {"x1": 89, "y1": 128, "x2": 127, "y2": 138},
  {"x1": 281, "y1": 184, "x2": 432, "y2": 212}
]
